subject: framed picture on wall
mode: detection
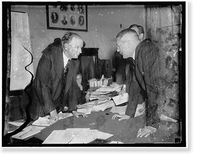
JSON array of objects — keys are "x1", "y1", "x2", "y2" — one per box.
[{"x1": 46, "y1": 4, "x2": 88, "y2": 31}]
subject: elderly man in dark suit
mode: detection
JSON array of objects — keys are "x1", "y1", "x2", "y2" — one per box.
[
  {"x1": 21, "y1": 32, "x2": 86, "y2": 121},
  {"x1": 112, "y1": 29, "x2": 161, "y2": 138}
]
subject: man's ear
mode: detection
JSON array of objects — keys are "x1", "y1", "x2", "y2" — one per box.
[{"x1": 63, "y1": 43, "x2": 69, "y2": 50}]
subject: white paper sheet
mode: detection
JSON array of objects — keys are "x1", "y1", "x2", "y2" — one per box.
[
  {"x1": 77, "y1": 108, "x2": 92, "y2": 115},
  {"x1": 43, "y1": 128, "x2": 113, "y2": 144},
  {"x1": 43, "y1": 128, "x2": 91, "y2": 144},
  {"x1": 95, "y1": 85, "x2": 120, "y2": 93},
  {"x1": 8, "y1": 120, "x2": 24, "y2": 127},
  {"x1": 69, "y1": 129, "x2": 95, "y2": 144},
  {"x1": 91, "y1": 100, "x2": 115, "y2": 112},
  {"x1": 112, "y1": 93, "x2": 128, "y2": 106},
  {"x1": 32, "y1": 117, "x2": 51, "y2": 127},
  {"x1": 77, "y1": 99, "x2": 114, "y2": 114},
  {"x1": 12, "y1": 125, "x2": 45, "y2": 140},
  {"x1": 110, "y1": 105, "x2": 127, "y2": 115},
  {"x1": 90, "y1": 130, "x2": 113, "y2": 140},
  {"x1": 110, "y1": 102, "x2": 145, "y2": 117}
]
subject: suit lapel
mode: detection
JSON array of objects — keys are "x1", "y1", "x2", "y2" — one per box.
[
  {"x1": 64, "y1": 60, "x2": 79, "y2": 93},
  {"x1": 55, "y1": 47, "x2": 64, "y2": 80},
  {"x1": 62, "y1": 60, "x2": 79, "y2": 106}
]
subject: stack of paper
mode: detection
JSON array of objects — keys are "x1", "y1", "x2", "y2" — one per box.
[
  {"x1": 43, "y1": 128, "x2": 113, "y2": 144},
  {"x1": 96, "y1": 85, "x2": 121, "y2": 93}
]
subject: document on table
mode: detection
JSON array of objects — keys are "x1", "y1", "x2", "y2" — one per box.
[
  {"x1": 77, "y1": 108, "x2": 92, "y2": 115},
  {"x1": 32, "y1": 117, "x2": 51, "y2": 127},
  {"x1": 91, "y1": 100, "x2": 115, "y2": 112},
  {"x1": 8, "y1": 120, "x2": 25, "y2": 127},
  {"x1": 43, "y1": 128, "x2": 113, "y2": 144},
  {"x1": 77, "y1": 99, "x2": 115, "y2": 114},
  {"x1": 112, "y1": 93, "x2": 128, "y2": 106},
  {"x1": 110, "y1": 102, "x2": 145, "y2": 117},
  {"x1": 12, "y1": 125, "x2": 45, "y2": 140},
  {"x1": 32, "y1": 112, "x2": 73, "y2": 127},
  {"x1": 110, "y1": 105, "x2": 127, "y2": 115},
  {"x1": 95, "y1": 85, "x2": 121, "y2": 93},
  {"x1": 43, "y1": 128, "x2": 89, "y2": 144}
]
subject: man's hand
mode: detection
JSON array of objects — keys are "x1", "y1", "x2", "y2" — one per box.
[
  {"x1": 72, "y1": 111, "x2": 87, "y2": 118},
  {"x1": 50, "y1": 109, "x2": 59, "y2": 122},
  {"x1": 112, "y1": 114, "x2": 130, "y2": 121},
  {"x1": 85, "y1": 91, "x2": 91, "y2": 102},
  {"x1": 137, "y1": 126, "x2": 157, "y2": 138}
]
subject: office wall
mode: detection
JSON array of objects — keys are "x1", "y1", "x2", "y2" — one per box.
[{"x1": 11, "y1": 5, "x2": 145, "y2": 73}]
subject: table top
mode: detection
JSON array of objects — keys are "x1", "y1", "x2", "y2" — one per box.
[{"x1": 34, "y1": 109, "x2": 146, "y2": 144}]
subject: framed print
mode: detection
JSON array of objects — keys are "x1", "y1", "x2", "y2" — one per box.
[{"x1": 46, "y1": 4, "x2": 88, "y2": 31}]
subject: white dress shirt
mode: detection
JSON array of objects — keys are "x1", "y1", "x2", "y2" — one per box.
[
  {"x1": 133, "y1": 51, "x2": 135, "y2": 60},
  {"x1": 63, "y1": 52, "x2": 69, "y2": 67}
]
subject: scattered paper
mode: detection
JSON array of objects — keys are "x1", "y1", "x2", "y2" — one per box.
[
  {"x1": 12, "y1": 125, "x2": 45, "y2": 140},
  {"x1": 77, "y1": 108, "x2": 92, "y2": 115},
  {"x1": 32, "y1": 117, "x2": 51, "y2": 127},
  {"x1": 8, "y1": 120, "x2": 25, "y2": 127},
  {"x1": 110, "y1": 102, "x2": 145, "y2": 117},
  {"x1": 43, "y1": 128, "x2": 113, "y2": 144},
  {"x1": 32, "y1": 112, "x2": 73, "y2": 127},
  {"x1": 92, "y1": 100, "x2": 115, "y2": 112},
  {"x1": 90, "y1": 130, "x2": 113, "y2": 140},
  {"x1": 69, "y1": 129, "x2": 95, "y2": 144},
  {"x1": 112, "y1": 93, "x2": 128, "y2": 106},
  {"x1": 89, "y1": 91, "x2": 111, "y2": 101},
  {"x1": 77, "y1": 99, "x2": 114, "y2": 114},
  {"x1": 58, "y1": 112, "x2": 73, "y2": 119},
  {"x1": 110, "y1": 105, "x2": 127, "y2": 115},
  {"x1": 43, "y1": 128, "x2": 91, "y2": 144},
  {"x1": 96, "y1": 85, "x2": 120, "y2": 93}
]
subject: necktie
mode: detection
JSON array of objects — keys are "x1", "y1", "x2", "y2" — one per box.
[
  {"x1": 63, "y1": 59, "x2": 71, "y2": 77},
  {"x1": 63, "y1": 60, "x2": 71, "y2": 92}
]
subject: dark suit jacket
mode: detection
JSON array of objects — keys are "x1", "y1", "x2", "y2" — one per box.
[
  {"x1": 133, "y1": 39, "x2": 161, "y2": 128},
  {"x1": 21, "y1": 39, "x2": 81, "y2": 120},
  {"x1": 124, "y1": 58, "x2": 146, "y2": 118}
]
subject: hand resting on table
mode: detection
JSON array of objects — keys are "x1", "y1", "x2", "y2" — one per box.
[{"x1": 112, "y1": 114, "x2": 130, "y2": 121}]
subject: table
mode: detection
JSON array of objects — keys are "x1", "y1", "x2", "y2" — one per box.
[{"x1": 34, "y1": 109, "x2": 146, "y2": 144}]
